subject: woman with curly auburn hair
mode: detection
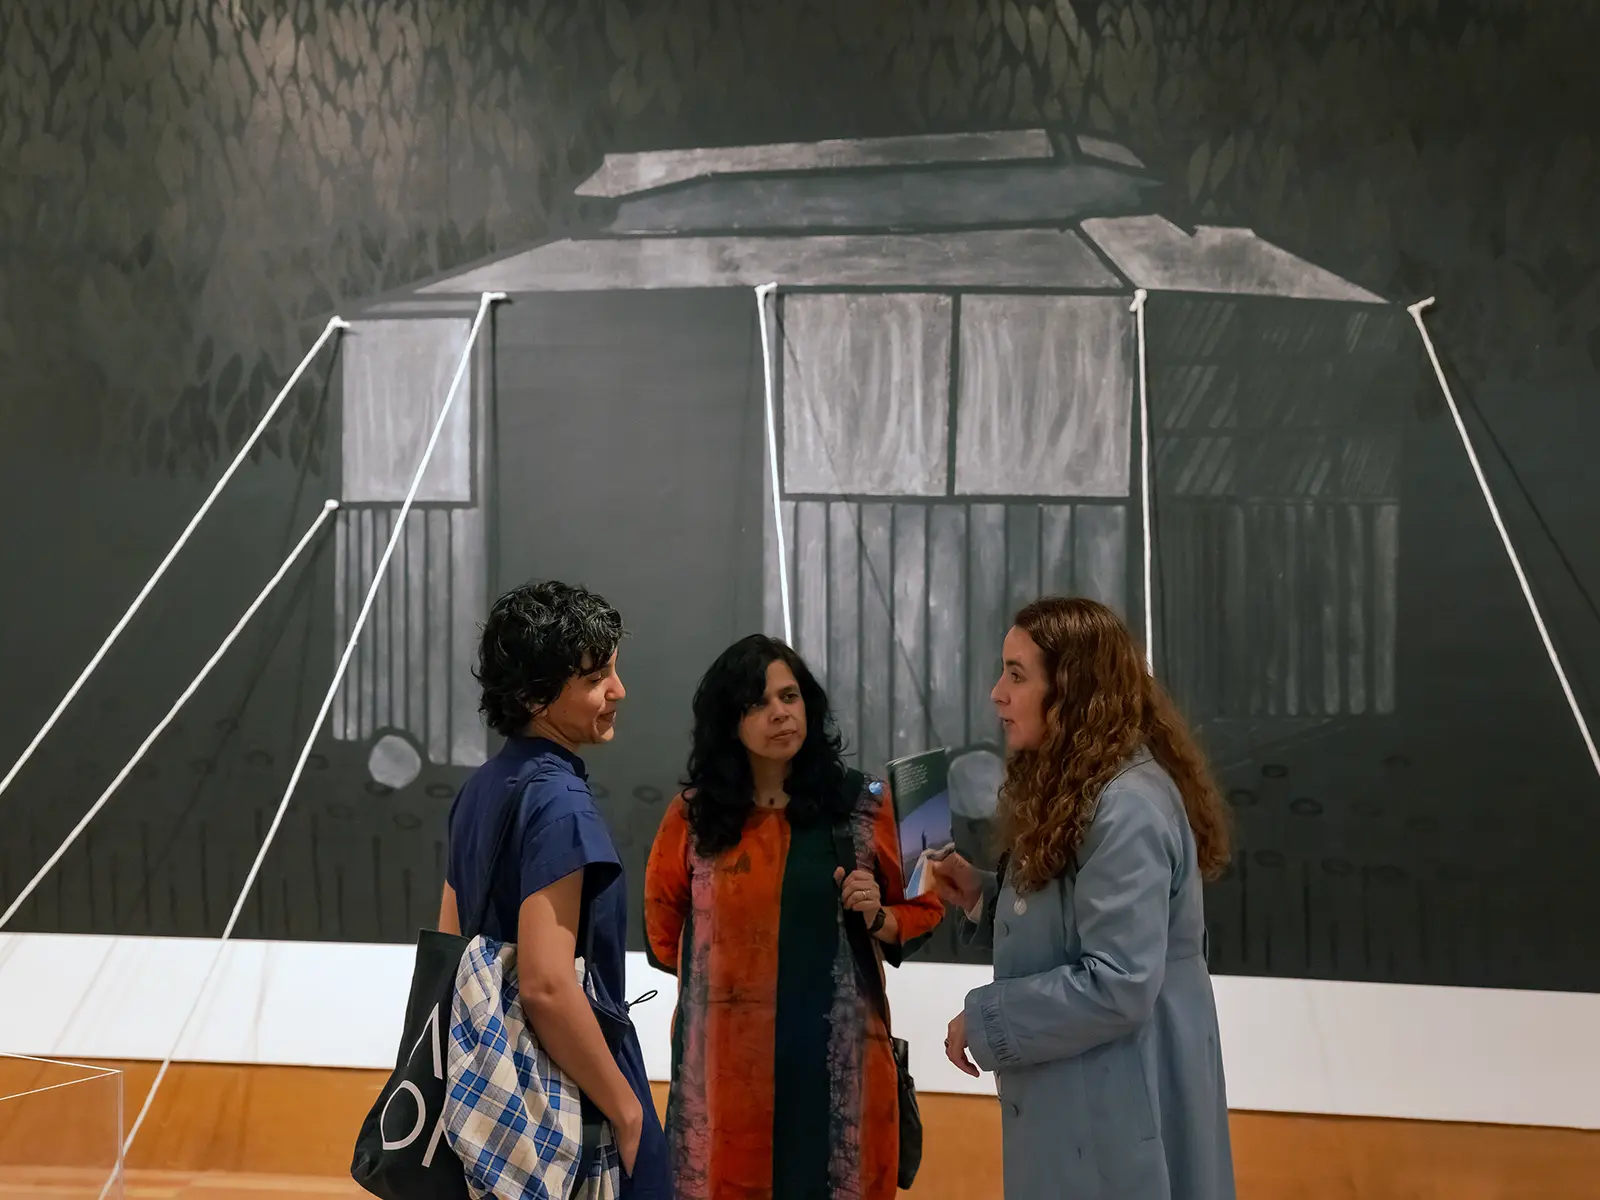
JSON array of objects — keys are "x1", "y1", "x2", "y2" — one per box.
[
  {"x1": 929, "y1": 596, "x2": 1236, "y2": 1200},
  {"x1": 644, "y1": 634, "x2": 943, "y2": 1200}
]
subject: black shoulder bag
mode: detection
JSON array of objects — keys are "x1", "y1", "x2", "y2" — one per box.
[
  {"x1": 830, "y1": 770, "x2": 922, "y2": 1191},
  {"x1": 352, "y1": 777, "x2": 603, "y2": 1199}
]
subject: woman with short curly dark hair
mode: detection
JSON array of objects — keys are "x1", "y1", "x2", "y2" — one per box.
[
  {"x1": 644, "y1": 634, "x2": 943, "y2": 1200},
  {"x1": 438, "y1": 580, "x2": 671, "y2": 1197},
  {"x1": 931, "y1": 596, "x2": 1235, "y2": 1200}
]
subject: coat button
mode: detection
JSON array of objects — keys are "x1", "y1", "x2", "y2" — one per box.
[{"x1": 1009, "y1": 1102, "x2": 1020, "y2": 1117}]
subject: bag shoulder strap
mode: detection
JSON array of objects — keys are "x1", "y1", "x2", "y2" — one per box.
[
  {"x1": 462, "y1": 768, "x2": 530, "y2": 939},
  {"x1": 829, "y1": 770, "x2": 868, "y2": 879},
  {"x1": 830, "y1": 770, "x2": 892, "y2": 1033},
  {"x1": 462, "y1": 760, "x2": 600, "y2": 966}
]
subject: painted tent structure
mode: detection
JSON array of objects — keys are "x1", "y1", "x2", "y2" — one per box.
[{"x1": 334, "y1": 129, "x2": 1405, "y2": 812}]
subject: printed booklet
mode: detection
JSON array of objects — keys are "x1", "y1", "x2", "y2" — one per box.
[{"x1": 887, "y1": 747, "x2": 956, "y2": 898}]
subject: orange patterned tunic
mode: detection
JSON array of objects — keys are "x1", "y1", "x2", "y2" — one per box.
[{"x1": 644, "y1": 775, "x2": 944, "y2": 1200}]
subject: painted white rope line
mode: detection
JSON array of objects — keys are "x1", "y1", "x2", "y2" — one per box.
[
  {"x1": 106, "y1": 293, "x2": 504, "y2": 1190},
  {"x1": 0, "y1": 315, "x2": 349, "y2": 806},
  {"x1": 1131, "y1": 288, "x2": 1155, "y2": 671},
  {"x1": 756, "y1": 282, "x2": 794, "y2": 645},
  {"x1": 0, "y1": 500, "x2": 340, "y2": 933},
  {"x1": 1408, "y1": 297, "x2": 1600, "y2": 780}
]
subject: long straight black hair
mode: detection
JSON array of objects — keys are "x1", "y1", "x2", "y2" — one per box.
[{"x1": 680, "y1": 634, "x2": 853, "y2": 857}]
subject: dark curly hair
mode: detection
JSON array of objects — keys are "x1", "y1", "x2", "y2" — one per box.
[
  {"x1": 681, "y1": 635, "x2": 853, "y2": 858},
  {"x1": 474, "y1": 581, "x2": 624, "y2": 738}
]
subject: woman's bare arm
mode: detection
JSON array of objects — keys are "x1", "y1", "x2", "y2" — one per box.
[
  {"x1": 516, "y1": 869, "x2": 644, "y2": 1170},
  {"x1": 437, "y1": 883, "x2": 460, "y2": 935}
]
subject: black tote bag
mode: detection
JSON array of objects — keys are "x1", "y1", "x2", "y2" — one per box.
[{"x1": 350, "y1": 783, "x2": 522, "y2": 1199}]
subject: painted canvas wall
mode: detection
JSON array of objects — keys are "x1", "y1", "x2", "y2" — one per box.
[{"x1": 1, "y1": 0, "x2": 1598, "y2": 997}]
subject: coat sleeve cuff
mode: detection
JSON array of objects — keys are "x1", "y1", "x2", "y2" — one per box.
[
  {"x1": 964, "y1": 983, "x2": 1013, "y2": 1072},
  {"x1": 957, "y1": 871, "x2": 1000, "y2": 943}
]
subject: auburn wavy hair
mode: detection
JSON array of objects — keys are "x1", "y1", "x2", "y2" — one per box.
[{"x1": 998, "y1": 596, "x2": 1230, "y2": 893}]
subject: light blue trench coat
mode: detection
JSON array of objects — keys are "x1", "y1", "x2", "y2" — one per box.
[{"x1": 961, "y1": 751, "x2": 1236, "y2": 1200}]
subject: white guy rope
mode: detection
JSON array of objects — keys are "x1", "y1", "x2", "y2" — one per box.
[
  {"x1": 1408, "y1": 296, "x2": 1600, "y2": 780},
  {"x1": 756, "y1": 282, "x2": 794, "y2": 645},
  {"x1": 1131, "y1": 288, "x2": 1155, "y2": 671},
  {"x1": 0, "y1": 316, "x2": 349, "y2": 806},
  {"x1": 104, "y1": 292, "x2": 503, "y2": 1192},
  {"x1": 0, "y1": 1052, "x2": 119, "y2": 1076},
  {"x1": 0, "y1": 1077, "x2": 119, "y2": 1105},
  {"x1": 0, "y1": 1053, "x2": 123, "y2": 1113},
  {"x1": 0, "y1": 500, "x2": 340, "y2": 933}
]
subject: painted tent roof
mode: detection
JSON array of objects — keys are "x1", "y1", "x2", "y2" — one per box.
[{"x1": 407, "y1": 129, "x2": 1383, "y2": 304}]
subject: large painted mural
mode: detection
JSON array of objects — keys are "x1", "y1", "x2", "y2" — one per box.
[
  {"x1": 329, "y1": 128, "x2": 1414, "y2": 964},
  {"x1": 1, "y1": 0, "x2": 1596, "y2": 993}
]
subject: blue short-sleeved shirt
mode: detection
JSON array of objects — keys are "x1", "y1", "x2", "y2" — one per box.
[{"x1": 446, "y1": 735, "x2": 671, "y2": 1198}]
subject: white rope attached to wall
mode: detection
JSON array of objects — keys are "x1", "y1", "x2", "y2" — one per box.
[
  {"x1": 0, "y1": 499, "x2": 340, "y2": 933},
  {"x1": 100, "y1": 292, "x2": 504, "y2": 1194},
  {"x1": 755, "y1": 281, "x2": 794, "y2": 646},
  {"x1": 1408, "y1": 297, "x2": 1600, "y2": 781},
  {"x1": 1130, "y1": 288, "x2": 1155, "y2": 672},
  {"x1": 0, "y1": 315, "x2": 350, "y2": 807}
]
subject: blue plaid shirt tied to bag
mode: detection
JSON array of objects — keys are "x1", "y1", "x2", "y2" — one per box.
[{"x1": 445, "y1": 936, "x2": 620, "y2": 1200}]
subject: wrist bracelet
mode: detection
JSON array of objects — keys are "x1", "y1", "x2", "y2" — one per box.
[{"x1": 868, "y1": 908, "x2": 887, "y2": 934}]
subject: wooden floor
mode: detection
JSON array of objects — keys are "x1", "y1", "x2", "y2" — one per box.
[
  {"x1": 3, "y1": 1058, "x2": 1598, "y2": 1198},
  {"x1": 0, "y1": 1167, "x2": 363, "y2": 1198}
]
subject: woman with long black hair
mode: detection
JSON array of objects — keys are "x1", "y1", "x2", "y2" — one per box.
[{"x1": 644, "y1": 635, "x2": 943, "y2": 1200}]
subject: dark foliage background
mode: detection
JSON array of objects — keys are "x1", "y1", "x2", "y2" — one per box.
[{"x1": 2, "y1": 0, "x2": 1598, "y2": 989}]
